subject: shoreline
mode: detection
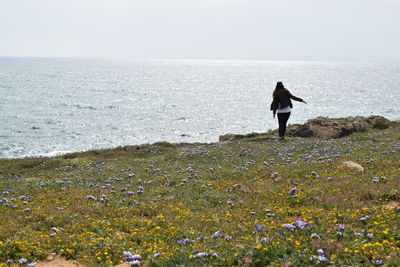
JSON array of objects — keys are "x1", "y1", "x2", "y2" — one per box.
[{"x1": 2, "y1": 115, "x2": 398, "y2": 160}]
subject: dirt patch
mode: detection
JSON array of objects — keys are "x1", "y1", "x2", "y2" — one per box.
[
  {"x1": 382, "y1": 201, "x2": 400, "y2": 210},
  {"x1": 37, "y1": 256, "x2": 83, "y2": 267}
]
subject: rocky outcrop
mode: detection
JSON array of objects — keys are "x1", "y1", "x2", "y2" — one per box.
[
  {"x1": 218, "y1": 115, "x2": 396, "y2": 141},
  {"x1": 286, "y1": 115, "x2": 393, "y2": 138}
]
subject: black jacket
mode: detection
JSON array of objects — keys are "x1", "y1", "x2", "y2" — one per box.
[{"x1": 270, "y1": 89, "x2": 303, "y2": 115}]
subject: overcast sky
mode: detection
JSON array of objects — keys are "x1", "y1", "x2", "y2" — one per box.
[{"x1": 1, "y1": 0, "x2": 400, "y2": 61}]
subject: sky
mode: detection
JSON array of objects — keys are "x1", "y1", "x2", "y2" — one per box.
[{"x1": 1, "y1": 0, "x2": 400, "y2": 61}]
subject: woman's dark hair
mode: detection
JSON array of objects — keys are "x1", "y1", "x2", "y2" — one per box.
[
  {"x1": 273, "y1": 81, "x2": 287, "y2": 96},
  {"x1": 276, "y1": 81, "x2": 284, "y2": 90}
]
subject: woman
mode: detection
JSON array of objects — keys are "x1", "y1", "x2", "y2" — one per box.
[{"x1": 270, "y1": 81, "x2": 307, "y2": 139}]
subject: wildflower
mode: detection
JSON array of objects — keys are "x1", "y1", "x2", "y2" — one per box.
[
  {"x1": 294, "y1": 220, "x2": 308, "y2": 229},
  {"x1": 132, "y1": 255, "x2": 141, "y2": 261},
  {"x1": 338, "y1": 224, "x2": 345, "y2": 230},
  {"x1": 6, "y1": 260, "x2": 13, "y2": 263},
  {"x1": 212, "y1": 231, "x2": 223, "y2": 239},
  {"x1": 177, "y1": 238, "x2": 194, "y2": 245},
  {"x1": 373, "y1": 177, "x2": 380, "y2": 183},
  {"x1": 288, "y1": 188, "x2": 297, "y2": 196},
  {"x1": 226, "y1": 201, "x2": 234, "y2": 207},
  {"x1": 311, "y1": 233, "x2": 321, "y2": 239},
  {"x1": 100, "y1": 195, "x2": 109, "y2": 203},
  {"x1": 317, "y1": 249, "x2": 325, "y2": 256},
  {"x1": 318, "y1": 256, "x2": 329, "y2": 262},
  {"x1": 24, "y1": 208, "x2": 31, "y2": 212},
  {"x1": 225, "y1": 235, "x2": 232, "y2": 241},
  {"x1": 254, "y1": 224, "x2": 265, "y2": 232},
  {"x1": 49, "y1": 233, "x2": 56, "y2": 237},
  {"x1": 354, "y1": 232, "x2": 362, "y2": 237},
  {"x1": 18, "y1": 258, "x2": 28, "y2": 265},
  {"x1": 261, "y1": 237, "x2": 269, "y2": 243},
  {"x1": 250, "y1": 211, "x2": 256, "y2": 215},
  {"x1": 284, "y1": 224, "x2": 296, "y2": 231},
  {"x1": 193, "y1": 252, "x2": 209, "y2": 259},
  {"x1": 86, "y1": 195, "x2": 96, "y2": 200},
  {"x1": 153, "y1": 253, "x2": 160, "y2": 258},
  {"x1": 27, "y1": 264, "x2": 36, "y2": 267},
  {"x1": 126, "y1": 191, "x2": 134, "y2": 196},
  {"x1": 52, "y1": 227, "x2": 61, "y2": 232},
  {"x1": 129, "y1": 260, "x2": 140, "y2": 266},
  {"x1": 372, "y1": 260, "x2": 383, "y2": 265},
  {"x1": 211, "y1": 253, "x2": 218, "y2": 258},
  {"x1": 266, "y1": 213, "x2": 275, "y2": 217},
  {"x1": 124, "y1": 251, "x2": 134, "y2": 261},
  {"x1": 359, "y1": 215, "x2": 371, "y2": 221},
  {"x1": 327, "y1": 177, "x2": 334, "y2": 180},
  {"x1": 366, "y1": 233, "x2": 373, "y2": 239},
  {"x1": 137, "y1": 186, "x2": 144, "y2": 193}
]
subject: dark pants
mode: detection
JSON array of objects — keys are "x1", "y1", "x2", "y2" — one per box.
[{"x1": 277, "y1": 112, "x2": 291, "y2": 137}]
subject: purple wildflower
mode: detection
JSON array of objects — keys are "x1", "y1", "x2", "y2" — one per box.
[
  {"x1": 211, "y1": 253, "x2": 218, "y2": 258},
  {"x1": 338, "y1": 224, "x2": 345, "y2": 230},
  {"x1": 123, "y1": 251, "x2": 134, "y2": 261},
  {"x1": 6, "y1": 260, "x2": 13, "y2": 263},
  {"x1": 354, "y1": 232, "x2": 362, "y2": 237},
  {"x1": 372, "y1": 260, "x2": 383, "y2": 265},
  {"x1": 27, "y1": 264, "x2": 36, "y2": 267},
  {"x1": 373, "y1": 177, "x2": 380, "y2": 183},
  {"x1": 212, "y1": 231, "x2": 223, "y2": 239},
  {"x1": 254, "y1": 224, "x2": 265, "y2": 232},
  {"x1": 86, "y1": 195, "x2": 96, "y2": 200},
  {"x1": 49, "y1": 233, "x2": 56, "y2": 237},
  {"x1": 288, "y1": 188, "x2": 297, "y2": 196},
  {"x1": 284, "y1": 224, "x2": 296, "y2": 231},
  {"x1": 193, "y1": 252, "x2": 209, "y2": 259},
  {"x1": 366, "y1": 233, "x2": 373, "y2": 239},
  {"x1": 311, "y1": 233, "x2": 321, "y2": 239},
  {"x1": 294, "y1": 220, "x2": 308, "y2": 229},
  {"x1": 360, "y1": 215, "x2": 371, "y2": 221},
  {"x1": 132, "y1": 255, "x2": 141, "y2": 261},
  {"x1": 153, "y1": 253, "x2": 160, "y2": 258},
  {"x1": 137, "y1": 186, "x2": 144, "y2": 193},
  {"x1": 266, "y1": 213, "x2": 275, "y2": 217},
  {"x1": 226, "y1": 201, "x2": 234, "y2": 207},
  {"x1": 225, "y1": 235, "x2": 232, "y2": 241},
  {"x1": 177, "y1": 238, "x2": 194, "y2": 245},
  {"x1": 318, "y1": 256, "x2": 329, "y2": 262},
  {"x1": 18, "y1": 258, "x2": 28, "y2": 265},
  {"x1": 317, "y1": 249, "x2": 325, "y2": 256}
]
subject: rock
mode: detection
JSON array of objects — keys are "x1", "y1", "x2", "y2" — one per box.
[
  {"x1": 217, "y1": 116, "x2": 396, "y2": 141},
  {"x1": 341, "y1": 161, "x2": 364, "y2": 172},
  {"x1": 287, "y1": 115, "x2": 393, "y2": 138},
  {"x1": 219, "y1": 134, "x2": 236, "y2": 142}
]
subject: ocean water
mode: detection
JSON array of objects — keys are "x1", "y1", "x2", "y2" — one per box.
[{"x1": 1, "y1": 58, "x2": 399, "y2": 158}]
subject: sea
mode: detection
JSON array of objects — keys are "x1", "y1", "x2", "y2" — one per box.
[{"x1": 1, "y1": 58, "x2": 399, "y2": 158}]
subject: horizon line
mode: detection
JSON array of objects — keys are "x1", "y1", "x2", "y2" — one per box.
[{"x1": 0, "y1": 56, "x2": 399, "y2": 64}]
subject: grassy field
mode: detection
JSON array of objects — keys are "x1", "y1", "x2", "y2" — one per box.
[{"x1": 0, "y1": 125, "x2": 399, "y2": 266}]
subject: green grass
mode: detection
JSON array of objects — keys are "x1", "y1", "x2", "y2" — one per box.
[{"x1": 0, "y1": 126, "x2": 399, "y2": 266}]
